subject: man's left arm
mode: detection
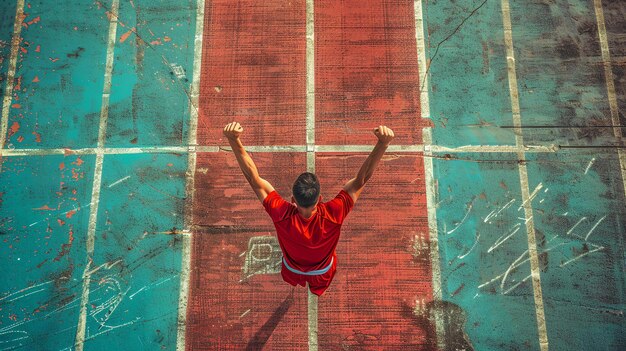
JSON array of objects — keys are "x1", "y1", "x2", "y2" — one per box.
[{"x1": 223, "y1": 122, "x2": 275, "y2": 202}]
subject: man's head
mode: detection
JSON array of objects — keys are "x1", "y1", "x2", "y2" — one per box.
[{"x1": 292, "y1": 172, "x2": 320, "y2": 209}]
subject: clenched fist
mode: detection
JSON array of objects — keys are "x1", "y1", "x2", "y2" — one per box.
[
  {"x1": 223, "y1": 122, "x2": 244, "y2": 140},
  {"x1": 374, "y1": 125, "x2": 394, "y2": 146}
]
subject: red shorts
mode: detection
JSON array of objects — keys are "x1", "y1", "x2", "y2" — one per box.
[{"x1": 280, "y1": 259, "x2": 337, "y2": 296}]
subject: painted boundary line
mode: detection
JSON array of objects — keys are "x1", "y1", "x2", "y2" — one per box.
[
  {"x1": 305, "y1": 0, "x2": 316, "y2": 175},
  {"x1": 413, "y1": 1, "x2": 445, "y2": 350},
  {"x1": 307, "y1": 288, "x2": 318, "y2": 351},
  {"x1": 0, "y1": 143, "x2": 564, "y2": 157},
  {"x1": 593, "y1": 0, "x2": 626, "y2": 198},
  {"x1": 305, "y1": 0, "x2": 318, "y2": 350},
  {"x1": 0, "y1": 0, "x2": 25, "y2": 162},
  {"x1": 176, "y1": 0, "x2": 205, "y2": 349},
  {"x1": 74, "y1": 0, "x2": 120, "y2": 350},
  {"x1": 501, "y1": 0, "x2": 549, "y2": 350}
]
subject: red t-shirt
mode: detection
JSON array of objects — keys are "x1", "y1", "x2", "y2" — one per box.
[{"x1": 263, "y1": 189, "x2": 354, "y2": 273}]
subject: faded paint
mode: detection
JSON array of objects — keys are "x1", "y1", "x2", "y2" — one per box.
[
  {"x1": 1, "y1": 0, "x2": 626, "y2": 350},
  {"x1": 315, "y1": 0, "x2": 428, "y2": 146},
  {"x1": 425, "y1": 0, "x2": 626, "y2": 349},
  {"x1": 315, "y1": 153, "x2": 433, "y2": 349},
  {"x1": 194, "y1": 0, "x2": 307, "y2": 147},
  {"x1": 0, "y1": 155, "x2": 95, "y2": 351},
  {"x1": 186, "y1": 152, "x2": 309, "y2": 350}
]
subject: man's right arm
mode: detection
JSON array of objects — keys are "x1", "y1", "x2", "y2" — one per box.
[{"x1": 343, "y1": 125, "x2": 395, "y2": 203}]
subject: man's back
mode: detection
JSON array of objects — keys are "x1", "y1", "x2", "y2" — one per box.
[{"x1": 263, "y1": 189, "x2": 354, "y2": 270}]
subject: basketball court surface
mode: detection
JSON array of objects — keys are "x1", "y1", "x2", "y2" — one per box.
[{"x1": 1, "y1": 0, "x2": 625, "y2": 350}]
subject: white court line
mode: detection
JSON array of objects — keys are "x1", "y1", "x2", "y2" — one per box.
[
  {"x1": 430, "y1": 144, "x2": 559, "y2": 153},
  {"x1": 176, "y1": 0, "x2": 205, "y2": 349},
  {"x1": 305, "y1": 0, "x2": 318, "y2": 350},
  {"x1": 414, "y1": 1, "x2": 445, "y2": 349},
  {"x1": 306, "y1": 0, "x2": 316, "y2": 176},
  {"x1": 0, "y1": 146, "x2": 189, "y2": 156},
  {"x1": 307, "y1": 288, "x2": 318, "y2": 351},
  {"x1": 107, "y1": 175, "x2": 130, "y2": 188},
  {"x1": 316, "y1": 144, "x2": 420, "y2": 153},
  {"x1": 0, "y1": 0, "x2": 25, "y2": 166},
  {"x1": 593, "y1": 0, "x2": 626, "y2": 198},
  {"x1": 74, "y1": 1, "x2": 119, "y2": 350},
  {"x1": 0, "y1": 143, "x2": 565, "y2": 157},
  {"x1": 501, "y1": 0, "x2": 549, "y2": 350}
]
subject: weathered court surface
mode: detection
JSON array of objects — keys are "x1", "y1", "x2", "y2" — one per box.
[{"x1": 0, "y1": 0, "x2": 625, "y2": 350}]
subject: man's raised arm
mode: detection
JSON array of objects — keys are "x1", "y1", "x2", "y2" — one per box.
[
  {"x1": 223, "y1": 122, "x2": 275, "y2": 202},
  {"x1": 343, "y1": 125, "x2": 395, "y2": 203}
]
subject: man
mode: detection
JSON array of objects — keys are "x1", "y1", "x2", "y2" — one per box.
[{"x1": 222, "y1": 122, "x2": 394, "y2": 296}]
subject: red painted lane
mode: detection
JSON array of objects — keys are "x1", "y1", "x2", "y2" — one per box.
[
  {"x1": 315, "y1": 153, "x2": 434, "y2": 350},
  {"x1": 315, "y1": 0, "x2": 428, "y2": 145},
  {"x1": 196, "y1": 0, "x2": 307, "y2": 146},
  {"x1": 189, "y1": 0, "x2": 433, "y2": 348},
  {"x1": 186, "y1": 152, "x2": 309, "y2": 350}
]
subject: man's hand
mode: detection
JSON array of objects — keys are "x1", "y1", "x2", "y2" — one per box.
[
  {"x1": 374, "y1": 125, "x2": 395, "y2": 146},
  {"x1": 223, "y1": 122, "x2": 244, "y2": 140}
]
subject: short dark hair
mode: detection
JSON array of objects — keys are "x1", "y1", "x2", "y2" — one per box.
[{"x1": 292, "y1": 172, "x2": 320, "y2": 208}]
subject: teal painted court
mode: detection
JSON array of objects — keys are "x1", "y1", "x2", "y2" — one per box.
[{"x1": 1, "y1": 0, "x2": 624, "y2": 350}]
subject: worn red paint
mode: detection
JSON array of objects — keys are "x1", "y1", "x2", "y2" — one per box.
[
  {"x1": 36, "y1": 259, "x2": 48, "y2": 269},
  {"x1": 195, "y1": 0, "x2": 306, "y2": 146},
  {"x1": 24, "y1": 15, "x2": 40, "y2": 27},
  {"x1": 33, "y1": 303, "x2": 49, "y2": 313},
  {"x1": 315, "y1": 154, "x2": 432, "y2": 349},
  {"x1": 32, "y1": 75, "x2": 40, "y2": 82},
  {"x1": 72, "y1": 157, "x2": 83, "y2": 166},
  {"x1": 32, "y1": 131, "x2": 41, "y2": 142},
  {"x1": 187, "y1": 153, "x2": 308, "y2": 350},
  {"x1": 187, "y1": 0, "x2": 433, "y2": 348},
  {"x1": 35, "y1": 45, "x2": 40, "y2": 52},
  {"x1": 59, "y1": 162, "x2": 65, "y2": 170},
  {"x1": 33, "y1": 205, "x2": 55, "y2": 211},
  {"x1": 71, "y1": 168, "x2": 80, "y2": 180},
  {"x1": 53, "y1": 226, "x2": 74, "y2": 261},
  {"x1": 315, "y1": 0, "x2": 428, "y2": 146},
  {"x1": 119, "y1": 28, "x2": 134, "y2": 43},
  {"x1": 451, "y1": 283, "x2": 466, "y2": 297},
  {"x1": 8, "y1": 122, "x2": 20, "y2": 137},
  {"x1": 65, "y1": 210, "x2": 76, "y2": 218}
]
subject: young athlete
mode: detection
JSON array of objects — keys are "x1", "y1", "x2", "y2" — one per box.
[{"x1": 223, "y1": 122, "x2": 394, "y2": 296}]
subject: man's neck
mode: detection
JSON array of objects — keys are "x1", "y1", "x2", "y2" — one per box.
[{"x1": 297, "y1": 206, "x2": 317, "y2": 219}]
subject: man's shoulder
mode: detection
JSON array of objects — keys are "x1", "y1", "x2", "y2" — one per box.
[
  {"x1": 322, "y1": 190, "x2": 353, "y2": 206},
  {"x1": 317, "y1": 203, "x2": 342, "y2": 225}
]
